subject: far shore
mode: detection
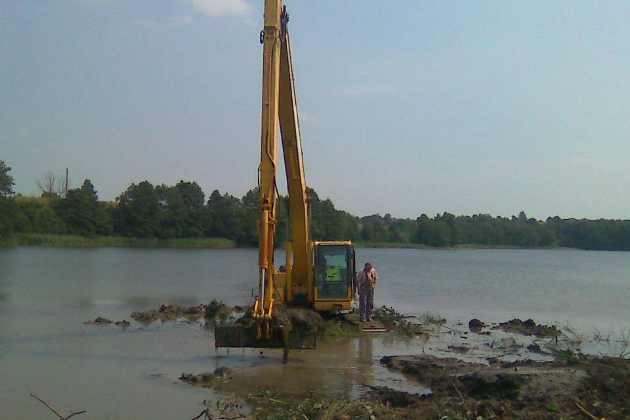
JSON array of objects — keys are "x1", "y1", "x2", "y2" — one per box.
[
  {"x1": 0, "y1": 234, "x2": 236, "y2": 249},
  {"x1": 0, "y1": 234, "x2": 588, "y2": 251}
]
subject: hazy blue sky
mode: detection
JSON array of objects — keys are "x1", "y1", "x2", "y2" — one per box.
[{"x1": 2, "y1": 0, "x2": 629, "y2": 220}]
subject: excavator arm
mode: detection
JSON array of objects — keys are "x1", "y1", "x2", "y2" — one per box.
[
  {"x1": 278, "y1": 10, "x2": 313, "y2": 306},
  {"x1": 255, "y1": 0, "x2": 312, "y2": 326},
  {"x1": 255, "y1": 0, "x2": 283, "y2": 330}
]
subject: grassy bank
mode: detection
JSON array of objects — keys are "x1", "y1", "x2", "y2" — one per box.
[{"x1": 0, "y1": 234, "x2": 236, "y2": 248}]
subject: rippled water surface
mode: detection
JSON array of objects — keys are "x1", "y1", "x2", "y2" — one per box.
[{"x1": 0, "y1": 247, "x2": 628, "y2": 419}]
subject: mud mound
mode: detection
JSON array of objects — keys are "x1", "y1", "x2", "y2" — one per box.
[
  {"x1": 496, "y1": 318, "x2": 559, "y2": 337},
  {"x1": 468, "y1": 318, "x2": 485, "y2": 332},
  {"x1": 364, "y1": 385, "x2": 419, "y2": 408},
  {"x1": 381, "y1": 355, "x2": 474, "y2": 391},
  {"x1": 458, "y1": 372, "x2": 525, "y2": 400},
  {"x1": 180, "y1": 372, "x2": 215, "y2": 387},
  {"x1": 180, "y1": 367, "x2": 234, "y2": 387},
  {"x1": 276, "y1": 308, "x2": 323, "y2": 334},
  {"x1": 84, "y1": 317, "x2": 113, "y2": 325},
  {"x1": 131, "y1": 304, "x2": 205, "y2": 324},
  {"x1": 84, "y1": 317, "x2": 130, "y2": 328},
  {"x1": 204, "y1": 299, "x2": 230, "y2": 321},
  {"x1": 380, "y1": 354, "x2": 593, "y2": 419},
  {"x1": 115, "y1": 320, "x2": 130, "y2": 328}
]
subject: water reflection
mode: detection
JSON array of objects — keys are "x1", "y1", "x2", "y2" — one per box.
[
  {"x1": 213, "y1": 334, "x2": 429, "y2": 400},
  {"x1": 356, "y1": 336, "x2": 374, "y2": 388}
]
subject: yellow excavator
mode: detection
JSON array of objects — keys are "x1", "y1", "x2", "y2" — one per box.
[{"x1": 215, "y1": 0, "x2": 355, "y2": 350}]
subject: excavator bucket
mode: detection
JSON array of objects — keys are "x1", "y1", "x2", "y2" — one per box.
[
  {"x1": 214, "y1": 308, "x2": 322, "y2": 350},
  {"x1": 214, "y1": 324, "x2": 316, "y2": 349}
]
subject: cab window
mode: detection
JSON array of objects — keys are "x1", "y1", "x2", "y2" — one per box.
[{"x1": 314, "y1": 245, "x2": 350, "y2": 299}]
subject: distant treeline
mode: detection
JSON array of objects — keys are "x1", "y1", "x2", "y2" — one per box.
[{"x1": 1, "y1": 162, "x2": 629, "y2": 250}]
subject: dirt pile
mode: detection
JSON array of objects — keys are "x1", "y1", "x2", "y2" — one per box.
[
  {"x1": 115, "y1": 320, "x2": 130, "y2": 328},
  {"x1": 496, "y1": 318, "x2": 559, "y2": 337},
  {"x1": 84, "y1": 317, "x2": 129, "y2": 328},
  {"x1": 84, "y1": 317, "x2": 113, "y2": 325},
  {"x1": 131, "y1": 303, "x2": 206, "y2": 324},
  {"x1": 179, "y1": 367, "x2": 234, "y2": 387},
  {"x1": 468, "y1": 318, "x2": 485, "y2": 332},
  {"x1": 272, "y1": 307, "x2": 324, "y2": 334}
]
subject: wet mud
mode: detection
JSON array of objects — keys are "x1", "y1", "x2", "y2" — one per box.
[
  {"x1": 376, "y1": 354, "x2": 630, "y2": 419},
  {"x1": 84, "y1": 303, "x2": 630, "y2": 419},
  {"x1": 194, "y1": 313, "x2": 629, "y2": 419}
]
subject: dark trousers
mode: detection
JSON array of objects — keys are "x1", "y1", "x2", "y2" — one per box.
[{"x1": 359, "y1": 284, "x2": 374, "y2": 320}]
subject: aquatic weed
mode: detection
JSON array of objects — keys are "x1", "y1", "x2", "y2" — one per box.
[
  {"x1": 323, "y1": 319, "x2": 364, "y2": 337},
  {"x1": 205, "y1": 299, "x2": 228, "y2": 320},
  {"x1": 373, "y1": 306, "x2": 415, "y2": 337}
]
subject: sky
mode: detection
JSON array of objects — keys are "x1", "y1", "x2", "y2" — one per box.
[{"x1": 1, "y1": 0, "x2": 629, "y2": 220}]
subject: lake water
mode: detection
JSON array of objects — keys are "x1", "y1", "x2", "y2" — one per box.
[{"x1": 0, "y1": 247, "x2": 628, "y2": 419}]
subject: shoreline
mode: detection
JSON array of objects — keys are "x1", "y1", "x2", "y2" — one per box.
[
  {"x1": 0, "y1": 234, "x2": 236, "y2": 249},
  {"x1": 0, "y1": 234, "x2": 595, "y2": 251}
]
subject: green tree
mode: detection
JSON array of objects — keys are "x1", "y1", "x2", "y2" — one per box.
[
  {"x1": 0, "y1": 160, "x2": 16, "y2": 238},
  {"x1": 236, "y1": 188, "x2": 260, "y2": 246},
  {"x1": 56, "y1": 180, "x2": 101, "y2": 236},
  {"x1": 413, "y1": 217, "x2": 450, "y2": 247},
  {"x1": 309, "y1": 188, "x2": 359, "y2": 241},
  {"x1": 0, "y1": 196, "x2": 15, "y2": 239},
  {"x1": 0, "y1": 160, "x2": 15, "y2": 196},
  {"x1": 158, "y1": 181, "x2": 205, "y2": 238},
  {"x1": 115, "y1": 181, "x2": 161, "y2": 238},
  {"x1": 14, "y1": 198, "x2": 65, "y2": 234},
  {"x1": 205, "y1": 189, "x2": 242, "y2": 240}
]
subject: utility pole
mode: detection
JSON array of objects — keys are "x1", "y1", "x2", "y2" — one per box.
[{"x1": 64, "y1": 168, "x2": 69, "y2": 197}]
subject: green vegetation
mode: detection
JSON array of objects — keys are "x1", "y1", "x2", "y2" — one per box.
[
  {"x1": 1, "y1": 159, "x2": 630, "y2": 250},
  {"x1": 243, "y1": 390, "x2": 370, "y2": 420},
  {"x1": 322, "y1": 318, "x2": 364, "y2": 337},
  {"x1": 1, "y1": 234, "x2": 234, "y2": 248},
  {"x1": 373, "y1": 306, "x2": 415, "y2": 336}
]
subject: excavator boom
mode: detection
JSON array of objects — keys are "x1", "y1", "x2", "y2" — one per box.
[{"x1": 215, "y1": 0, "x2": 355, "y2": 353}]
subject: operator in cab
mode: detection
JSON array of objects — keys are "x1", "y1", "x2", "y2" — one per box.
[
  {"x1": 325, "y1": 265, "x2": 343, "y2": 281},
  {"x1": 357, "y1": 262, "x2": 378, "y2": 322}
]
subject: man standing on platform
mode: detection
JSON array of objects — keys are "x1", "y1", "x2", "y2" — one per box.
[{"x1": 357, "y1": 262, "x2": 378, "y2": 322}]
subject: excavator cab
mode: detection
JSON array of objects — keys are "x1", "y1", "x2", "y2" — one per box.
[{"x1": 313, "y1": 242, "x2": 355, "y2": 312}]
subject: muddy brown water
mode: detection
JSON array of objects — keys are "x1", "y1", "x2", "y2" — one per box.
[{"x1": 1, "y1": 247, "x2": 629, "y2": 419}]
